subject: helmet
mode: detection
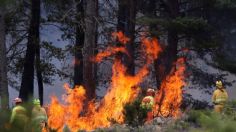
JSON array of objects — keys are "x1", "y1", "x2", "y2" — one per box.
[
  {"x1": 146, "y1": 88, "x2": 155, "y2": 96},
  {"x1": 13, "y1": 97, "x2": 22, "y2": 103},
  {"x1": 33, "y1": 99, "x2": 40, "y2": 105},
  {"x1": 147, "y1": 88, "x2": 155, "y2": 93},
  {"x1": 216, "y1": 80, "x2": 223, "y2": 88}
]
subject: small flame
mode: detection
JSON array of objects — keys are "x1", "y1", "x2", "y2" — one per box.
[
  {"x1": 154, "y1": 58, "x2": 186, "y2": 117},
  {"x1": 92, "y1": 31, "x2": 131, "y2": 62},
  {"x1": 112, "y1": 31, "x2": 130, "y2": 44},
  {"x1": 92, "y1": 46, "x2": 128, "y2": 62},
  {"x1": 141, "y1": 37, "x2": 162, "y2": 63}
]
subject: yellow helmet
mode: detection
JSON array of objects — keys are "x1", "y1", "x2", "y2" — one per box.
[
  {"x1": 33, "y1": 99, "x2": 40, "y2": 105},
  {"x1": 216, "y1": 80, "x2": 223, "y2": 88}
]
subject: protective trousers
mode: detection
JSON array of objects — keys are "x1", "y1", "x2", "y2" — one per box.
[{"x1": 214, "y1": 104, "x2": 224, "y2": 113}]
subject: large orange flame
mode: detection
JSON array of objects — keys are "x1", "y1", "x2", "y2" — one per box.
[
  {"x1": 47, "y1": 32, "x2": 167, "y2": 131},
  {"x1": 47, "y1": 64, "x2": 142, "y2": 131},
  {"x1": 154, "y1": 58, "x2": 186, "y2": 117}
]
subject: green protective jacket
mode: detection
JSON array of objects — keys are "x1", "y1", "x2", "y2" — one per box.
[
  {"x1": 31, "y1": 105, "x2": 48, "y2": 123},
  {"x1": 141, "y1": 96, "x2": 154, "y2": 110},
  {"x1": 31, "y1": 106, "x2": 48, "y2": 132}
]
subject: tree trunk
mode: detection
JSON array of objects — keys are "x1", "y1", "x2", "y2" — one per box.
[
  {"x1": 19, "y1": 0, "x2": 40, "y2": 101},
  {"x1": 83, "y1": 0, "x2": 98, "y2": 101},
  {"x1": 117, "y1": 0, "x2": 137, "y2": 75},
  {"x1": 164, "y1": 0, "x2": 179, "y2": 74},
  {"x1": 35, "y1": 0, "x2": 43, "y2": 105},
  {"x1": 74, "y1": 0, "x2": 84, "y2": 87},
  {"x1": 0, "y1": 6, "x2": 9, "y2": 109},
  {"x1": 143, "y1": 0, "x2": 163, "y2": 88},
  {"x1": 154, "y1": 0, "x2": 179, "y2": 88},
  {"x1": 35, "y1": 36, "x2": 43, "y2": 105}
]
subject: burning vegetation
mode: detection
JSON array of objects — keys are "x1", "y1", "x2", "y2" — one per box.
[
  {"x1": 154, "y1": 58, "x2": 186, "y2": 117},
  {"x1": 47, "y1": 32, "x2": 185, "y2": 131}
]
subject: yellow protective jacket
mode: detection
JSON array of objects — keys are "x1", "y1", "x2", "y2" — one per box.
[
  {"x1": 10, "y1": 105, "x2": 28, "y2": 125},
  {"x1": 31, "y1": 105, "x2": 48, "y2": 122},
  {"x1": 31, "y1": 105, "x2": 48, "y2": 132},
  {"x1": 141, "y1": 96, "x2": 154, "y2": 110},
  {"x1": 212, "y1": 88, "x2": 228, "y2": 105}
]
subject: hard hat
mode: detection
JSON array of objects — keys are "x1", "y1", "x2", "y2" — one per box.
[
  {"x1": 216, "y1": 80, "x2": 223, "y2": 88},
  {"x1": 33, "y1": 99, "x2": 40, "y2": 105},
  {"x1": 147, "y1": 88, "x2": 155, "y2": 95},
  {"x1": 147, "y1": 88, "x2": 155, "y2": 93},
  {"x1": 13, "y1": 97, "x2": 22, "y2": 103}
]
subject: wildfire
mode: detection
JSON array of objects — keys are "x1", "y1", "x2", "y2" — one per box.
[
  {"x1": 47, "y1": 32, "x2": 186, "y2": 131},
  {"x1": 112, "y1": 31, "x2": 130, "y2": 44},
  {"x1": 141, "y1": 37, "x2": 162, "y2": 63},
  {"x1": 92, "y1": 46, "x2": 128, "y2": 62},
  {"x1": 154, "y1": 58, "x2": 186, "y2": 117}
]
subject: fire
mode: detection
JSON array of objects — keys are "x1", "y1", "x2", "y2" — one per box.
[
  {"x1": 47, "y1": 32, "x2": 175, "y2": 131},
  {"x1": 141, "y1": 37, "x2": 162, "y2": 63},
  {"x1": 92, "y1": 31, "x2": 132, "y2": 62},
  {"x1": 72, "y1": 58, "x2": 80, "y2": 65},
  {"x1": 154, "y1": 58, "x2": 186, "y2": 117},
  {"x1": 92, "y1": 46, "x2": 128, "y2": 62},
  {"x1": 112, "y1": 31, "x2": 130, "y2": 44}
]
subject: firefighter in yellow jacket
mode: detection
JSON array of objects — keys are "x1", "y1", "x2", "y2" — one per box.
[
  {"x1": 212, "y1": 80, "x2": 229, "y2": 113},
  {"x1": 141, "y1": 88, "x2": 155, "y2": 122},
  {"x1": 31, "y1": 99, "x2": 48, "y2": 132},
  {"x1": 10, "y1": 97, "x2": 28, "y2": 131}
]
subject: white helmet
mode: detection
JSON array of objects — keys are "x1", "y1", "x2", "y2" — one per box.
[{"x1": 13, "y1": 97, "x2": 22, "y2": 103}]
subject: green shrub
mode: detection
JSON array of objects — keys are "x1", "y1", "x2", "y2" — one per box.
[
  {"x1": 166, "y1": 101, "x2": 236, "y2": 132},
  {"x1": 188, "y1": 101, "x2": 236, "y2": 132},
  {"x1": 0, "y1": 109, "x2": 11, "y2": 132},
  {"x1": 123, "y1": 99, "x2": 149, "y2": 127}
]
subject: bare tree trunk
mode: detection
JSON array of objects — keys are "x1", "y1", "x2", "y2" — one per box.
[
  {"x1": 164, "y1": 0, "x2": 179, "y2": 74},
  {"x1": 117, "y1": 0, "x2": 137, "y2": 75},
  {"x1": 0, "y1": 6, "x2": 9, "y2": 109},
  {"x1": 94, "y1": 0, "x2": 98, "y2": 87},
  {"x1": 83, "y1": 0, "x2": 98, "y2": 101},
  {"x1": 19, "y1": 0, "x2": 40, "y2": 101},
  {"x1": 74, "y1": 0, "x2": 84, "y2": 87},
  {"x1": 35, "y1": 37, "x2": 43, "y2": 105},
  {"x1": 154, "y1": 0, "x2": 179, "y2": 88},
  {"x1": 125, "y1": 0, "x2": 136, "y2": 75},
  {"x1": 35, "y1": 0, "x2": 43, "y2": 105}
]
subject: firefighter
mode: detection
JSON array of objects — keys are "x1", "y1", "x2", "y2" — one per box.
[
  {"x1": 212, "y1": 80, "x2": 229, "y2": 113},
  {"x1": 31, "y1": 99, "x2": 48, "y2": 132},
  {"x1": 10, "y1": 97, "x2": 28, "y2": 131},
  {"x1": 141, "y1": 88, "x2": 155, "y2": 122}
]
